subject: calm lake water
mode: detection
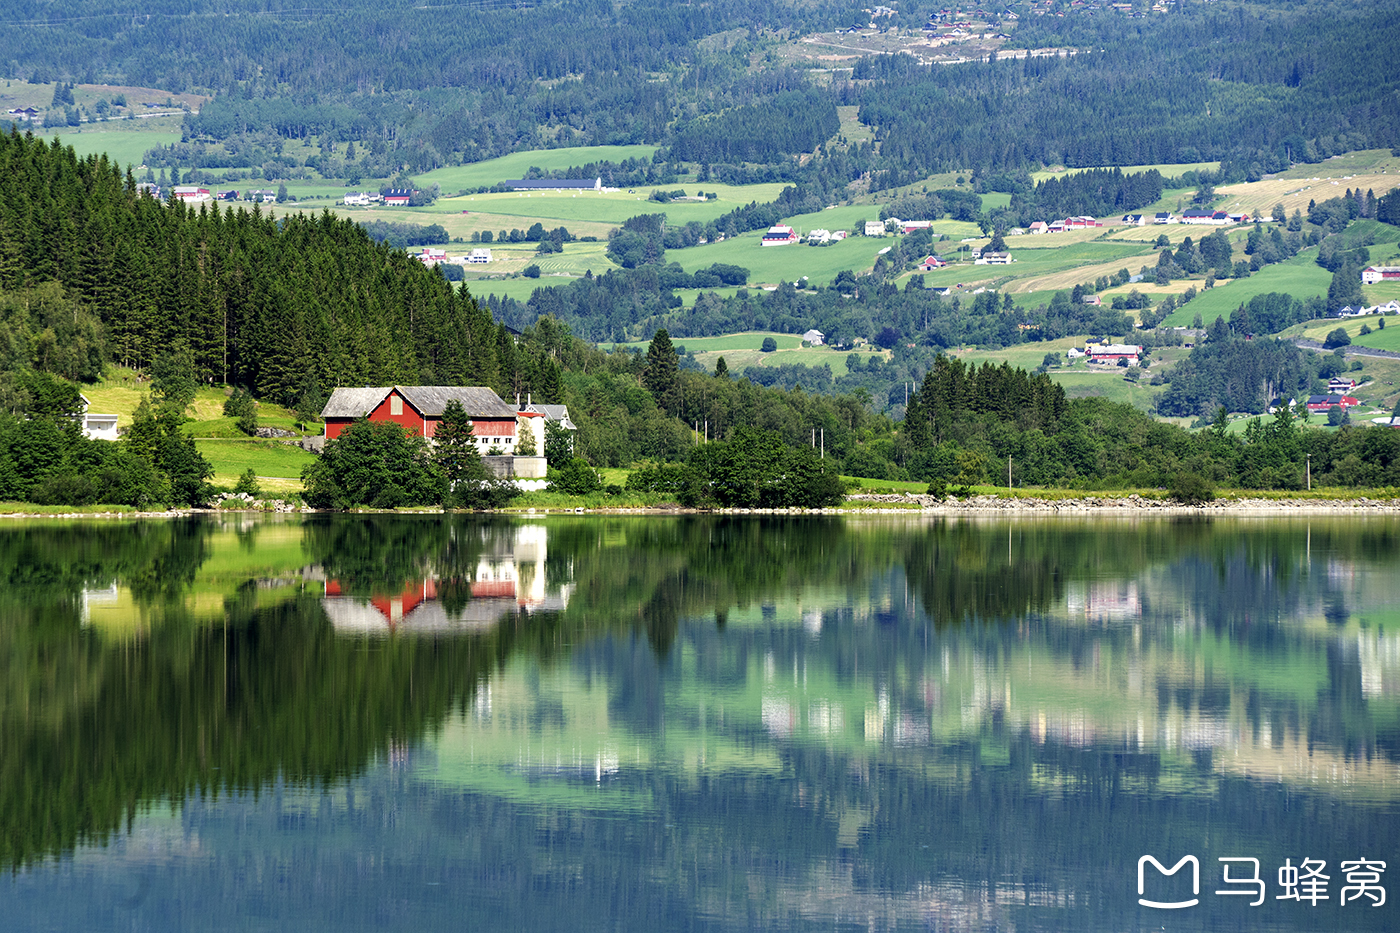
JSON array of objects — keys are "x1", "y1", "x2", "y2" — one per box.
[{"x1": 2, "y1": 514, "x2": 1399, "y2": 932}]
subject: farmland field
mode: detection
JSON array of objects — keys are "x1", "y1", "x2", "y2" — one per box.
[
  {"x1": 1047, "y1": 372, "x2": 1162, "y2": 410},
  {"x1": 415, "y1": 146, "x2": 659, "y2": 191},
  {"x1": 1214, "y1": 150, "x2": 1400, "y2": 218},
  {"x1": 435, "y1": 182, "x2": 788, "y2": 226},
  {"x1": 609, "y1": 331, "x2": 889, "y2": 374},
  {"x1": 669, "y1": 234, "x2": 885, "y2": 286},
  {"x1": 611, "y1": 332, "x2": 804, "y2": 353},
  {"x1": 1298, "y1": 315, "x2": 1400, "y2": 352},
  {"x1": 1366, "y1": 282, "x2": 1400, "y2": 304},
  {"x1": 1160, "y1": 249, "x2": 1331, "y2": 325},
  {"x1": 1029, "y1": 161, "x2": 1221, "y2": 184},
  {"x1": 42, "y1": 121, "x2": 183, "y2": 170},
  {"x1": 947, "y1": 335, "x2": 1088, "y2": 371}
]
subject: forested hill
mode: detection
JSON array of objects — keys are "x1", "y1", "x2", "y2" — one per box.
[
  {"x1": 857, "y1": 1, "x2": 1400, "y2": 180},
  {"x1": 0, "y1": 129, "x2": 506, "y2": 406},
  {"x1": 5, "y1": 1, "x2": 1397, "y2": 180}
]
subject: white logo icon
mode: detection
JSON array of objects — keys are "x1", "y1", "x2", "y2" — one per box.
[{"x1": 1139, "y1": 855, "x2": 1200, "y2": 909}]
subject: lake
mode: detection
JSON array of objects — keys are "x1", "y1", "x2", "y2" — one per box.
[{"x1": 2, "y1": 514, "x2": 1398, "y2": 932}]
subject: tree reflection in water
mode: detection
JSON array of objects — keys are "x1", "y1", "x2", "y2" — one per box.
[{"x1": 1, "y1": 515, "x2": 1398, "y2": 932}]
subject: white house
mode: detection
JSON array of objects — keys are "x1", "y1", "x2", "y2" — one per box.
[
  {"x1": 466, "y1": 249, "x2": 492, "y2": 264},
  {"x1": 974, "y1": 251, "x2": 1013, "y2": 265},
  {"x1": 803, "y1": 329, "x2": 825, "y2": 345},
  {"x1": 864, "y1": 221, "x2": 887, "y2": 237},
  {"x1": 79, "y1": 395, "x2": 120, "y2": 441}
]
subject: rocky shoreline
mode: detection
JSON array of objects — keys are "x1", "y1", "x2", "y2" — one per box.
[
  {"x1": 841, "y1": 492, "x2": 1400, "y2": 513},
  {"x1": 6, "y1": 493, "x2": 1400, "y2": 520}
]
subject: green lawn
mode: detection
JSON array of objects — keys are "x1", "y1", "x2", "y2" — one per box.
[
  {"x1": 1160, "y1": 249, "x2": 1331, "y2": 326},
  {"x1": 416, "y1": 146, "x2": 659, "y2": 192}
]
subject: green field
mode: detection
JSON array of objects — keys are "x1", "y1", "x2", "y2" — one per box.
[
  {"x1": 196, "y1": 439, "x2": 316, "y2": 493},
  {"x1": 1048, "y1": 372, "x2": 1163, "y2": 409},
  {"x1": 416, "y1": 146, "x2": 658, "y2": 192},
  {"x1": 670, "y1": 234, "x2": 885, "y2": 286},
  {"x1": 1030, "y1": 161, "x2": 1221, "y2": 184},
  {"x1": 947, "y1": 336, "x2": 1088, "y2": 371},
  {"x1": 42, "y1": 122, "x2": 183, "y2": 171},
  {"x1": 608, "y1": 331, "x2": 889, "y2": 374},
  {"x1": 1298, "y1": 315, "x2": 1400, "y2": 352},
  {"x1": 470, "y1": 277, "x2": 575, "y2": 306},
  {"x1": 437, "y1": 182, "x2": 788, "y2": 226},
  {"x1": 1160, "y1": 249, "x2": 1331, "y2": 326},
  {"x1": 612, "y1": 332, "x2": 803, "y2": 353}
]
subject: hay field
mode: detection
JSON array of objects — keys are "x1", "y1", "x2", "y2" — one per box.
[{"x1": 1216, "y1": 151, "x2": 1400, "y2": 218}]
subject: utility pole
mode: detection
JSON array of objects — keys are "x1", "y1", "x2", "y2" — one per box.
[
  {"x1": 820, "y1": 428, "x2": 824, "y2": 459},
  {"x1": 1306, "y1": 453, "x2": 1311, "y2": 491},
  {"x1": 1008, "y1": 455, "x2": 1012, "y2": 490}
]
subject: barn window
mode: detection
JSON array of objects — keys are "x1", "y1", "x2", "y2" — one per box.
[{"x1": 390, "y1": 395, "x2": 402, "y2": 416}]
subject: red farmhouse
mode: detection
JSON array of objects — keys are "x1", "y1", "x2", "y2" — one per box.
[{"x1": 321, "y1": 385, "x2": 519, "y2": 448}]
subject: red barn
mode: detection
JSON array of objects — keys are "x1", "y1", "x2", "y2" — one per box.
[
  {"x1": 1306, "y1": 394, "x2": 1359, "y2": 413},
  {"x1": 321, "y1": 386, "x2": 519, "y2": 447}
]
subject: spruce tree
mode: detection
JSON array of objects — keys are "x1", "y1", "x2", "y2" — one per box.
[{"x1": 643, "y1": 329, "x2": 680, "y2": 415}]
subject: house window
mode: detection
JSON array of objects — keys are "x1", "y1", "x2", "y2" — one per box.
[{"x1": 390, "y1": 395, "x2": 402, "y2": 416}]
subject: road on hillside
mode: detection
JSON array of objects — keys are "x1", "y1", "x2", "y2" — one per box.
[{"x1": 1291, "y1": 338, "x2": 1400, "y2": 361}]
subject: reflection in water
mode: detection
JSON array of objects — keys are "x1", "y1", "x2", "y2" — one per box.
[
  {"x1": 2, "y1": 515, "x2": 1399, "y2": 932},
  {"x1": 323, "y1": 524, "x2": 572, "y2": 633}
]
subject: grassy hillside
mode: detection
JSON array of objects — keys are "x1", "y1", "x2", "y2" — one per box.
[{"x1": 1160, "y1": 250, "x2": 1332, "y2": 326}]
